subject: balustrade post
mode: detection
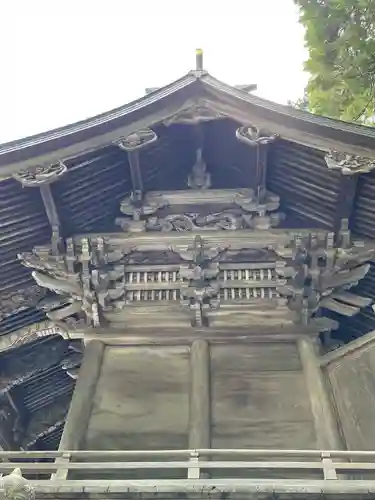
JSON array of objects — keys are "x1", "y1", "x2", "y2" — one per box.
[{"x1": 188, "y1": 451, "x2": 201, "y2": 479}]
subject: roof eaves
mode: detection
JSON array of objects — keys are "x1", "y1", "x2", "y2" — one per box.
[
  {"x1": 201, "y1": 74, "x2": 375, "y2": 140},
  {"x1": 0, "y1": 73, "x2": 198, "y2": 156}
]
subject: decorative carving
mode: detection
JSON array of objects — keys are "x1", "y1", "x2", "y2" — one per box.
[
  {"x1": 116, "y1": 128, "x2": 157, "y2": 152},
  {"x1": 276, "y1": 231, "x2": 375, "y2": 327},
  {"x1": 236, "y1": 126, "x2": 278, "y2": 147},
  {"x1": 324, "y1": 150, "x2": 375, "y2": 175},
  {"x1": 172, "y1": 235, "x2": 224, "y2": 327},
  {"x1": 13, "y1": 161, "x2": 67, "y2": 186},
  {"x1": 0, "y1": 469, "x2": 34, "y2": 500},
  {"x1": 164, "y1": 104, "x2": 225, "y2": 126},
  {"x1": 18, "y1": 247, "x2": 98, "y2": 328},
  {"x1": 116, "y1": 192, "x2": 168, "y2": 232},
  {"x1": 187, "y1": 148, "x2": 211, "y2": 189},
  {"x1": 146, "y1": 211, "x2": 243, "y2": 231},
  {"x1": 117, "y1": 188, "x2": 283, "y2": 233}
]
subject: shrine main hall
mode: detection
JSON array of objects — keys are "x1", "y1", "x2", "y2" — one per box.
[{"x1": 1, "y1": 51, "x2": 375, "y2": 498}]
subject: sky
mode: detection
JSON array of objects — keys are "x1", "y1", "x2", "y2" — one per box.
[{"x1": 0, "y1": 0, "x2": 308, "y2": 143}]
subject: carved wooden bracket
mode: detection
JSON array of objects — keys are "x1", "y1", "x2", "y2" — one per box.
[
  {"x1": 173, "y1": 235, "x2": 224, "y2": 327},
  {"x1": 13, "y1": 162, "x2": 67, "y2": 255},
  {"x1": 276, "y1": 231, "x2": 375, "y2": 327},
  {"x1": 325, "y1": 150, "x2": 375, "y2": 175},
  {"x1": 12, "y1": 161, "x2": 67, "y2": 186},
  {"x1": 236, "y1": 126, "x2": 278, "y2": 147},
  {"x1": 116, "y1": 128, "x2": 158, "y2": 153}
]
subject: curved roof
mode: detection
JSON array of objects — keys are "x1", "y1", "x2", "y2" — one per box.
[{"x1": 1, "y1": 69, "x2": 375, "y2": 175}]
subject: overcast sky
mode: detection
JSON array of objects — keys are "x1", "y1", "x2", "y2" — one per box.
[{"x1": 0, "y1": 0, "x2": 308, "y2": 143}]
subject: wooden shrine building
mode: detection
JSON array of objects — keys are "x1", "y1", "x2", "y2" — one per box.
[{"x1": 3, "y1": 51, "x2": 375, "y2": 497}]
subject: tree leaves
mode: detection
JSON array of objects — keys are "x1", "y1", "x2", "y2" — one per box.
[{"x1": 295, "y1": 0, "x2": 375, "y2": 123}]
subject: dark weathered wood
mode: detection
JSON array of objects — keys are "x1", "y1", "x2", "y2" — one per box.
[
  {"x1": 334, "y1": 174, "x2": 358, "y2": 234},
  {"x1": 40, "y1": 184, "x2": 61, "y2": 254},
  {"x1": 59, "y1": 340, "x2": 105, "y2": 450},
  {"x1": 298, "y1": 337, "x2": 343, "y2": 450},
  {"x1": 189, "y1": 340, "x2": 211, "y2": 449}
]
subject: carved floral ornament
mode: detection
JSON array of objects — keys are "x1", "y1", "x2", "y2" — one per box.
[
  {"x1": 13, "y1": 161, "x2": 68, "y2": 187},
  {"x1": 236, "y1": 125, "x2": 279, "y2": 147},
  {"x1": 115, "y1": 128, "x2": 158, "y2": 152},
  {"x1": 324, "y1": 150, "x2": 375, "y2": 175}
]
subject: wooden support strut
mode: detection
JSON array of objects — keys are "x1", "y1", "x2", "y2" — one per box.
[
  {"x1": 334, "y1": 173, "x2": 359, "y2": 236},
  {"x1": 298, "y1": 337, "x2": 343, "y2": 450},
  {"x1": 12, "y1": 162, "x2": 67, "y2": 255},
  {"x1": 189, "y1": 339, "x2": 211, "y2": 450},
  {"x1": 40, "y1": 184, "x2": 62, "y2": 255},
  {"x1": 58, "y1": 340, "x2": 105, "y2": 451}
]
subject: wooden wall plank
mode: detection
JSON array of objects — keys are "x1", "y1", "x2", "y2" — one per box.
[
  {"x1": 211, "y1": 344, "x2": 317, "y2": 449},
  {"x1": 84, "y1": 345, "x2": 190, "y2": 451}
]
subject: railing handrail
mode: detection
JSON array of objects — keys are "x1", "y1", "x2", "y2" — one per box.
[
  {"x1": 2, "y1": 450, "x2": 375, "y2": 497},
  {"x1": 1, "y1": 448, "x2": 375, "y2": 459}
]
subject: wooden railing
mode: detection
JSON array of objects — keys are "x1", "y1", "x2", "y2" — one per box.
[{"x1": 3, "y1": 449, "x2": 375, "y2": 497}]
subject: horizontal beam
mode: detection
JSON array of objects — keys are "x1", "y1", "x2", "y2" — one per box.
[
  {"x1": 75, "y1": 228, "x2": 329, "y2": 250},
  {"x1": 320, "y1": 328, "x2": 375, "y2": 366},
  {"x1": 1, "y1": 449, "x2": 375, "y2": 459},
  {"x1": 2, "y1": 460, "x2": 375, "y2": 472},
  {"x1": 20, "y1": 479, "x2": 375, "y2": 496}
]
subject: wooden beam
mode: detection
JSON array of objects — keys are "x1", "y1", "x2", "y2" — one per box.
[
  {"x1": 298, "y1": 337, "x2": 343, "y2": 450},
  {"x1": 189, "y1": 339, "x2": 211, "y2": 449},
  {"x1": 320, "y1": 328, "x2": 375, "y2": 367},
  {"x1": 58, "y1": 340, "x2": 105, "y2": 451}
]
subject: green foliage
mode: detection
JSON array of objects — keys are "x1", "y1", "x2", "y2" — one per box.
[{"x1": 295, "y1": 0, "x2": 375, "y2": 122}]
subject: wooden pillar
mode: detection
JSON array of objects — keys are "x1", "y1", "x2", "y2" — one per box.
[
  {"x1": 298, "y1": 336, "x2": 343, "y2": 450},
  {"x1": 59, "y1": 340, "x2": 105, "y2": 450},
  {"x1": 189, "y1": 339, "x2": 211, "y2": 449}
]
